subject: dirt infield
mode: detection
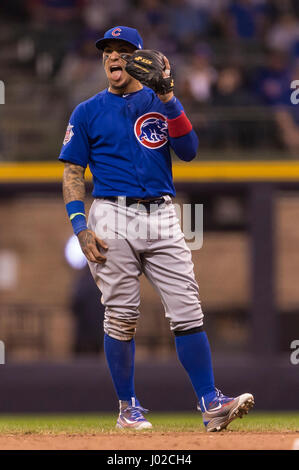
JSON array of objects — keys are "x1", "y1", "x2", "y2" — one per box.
[{"x1": 0, "y1": 432, "x2": 298, "y2": 450}]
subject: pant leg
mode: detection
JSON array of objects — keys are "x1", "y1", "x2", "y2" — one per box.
[
  {"x1": 87, "y1": 199, "x2": 143, "y2": 341},
  {"x1": 142, "y1": 203, "x2": 204, "y2": 333}
]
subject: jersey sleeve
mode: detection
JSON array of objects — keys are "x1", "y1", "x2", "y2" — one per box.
[{"x1": 58, "y1": 102, "x2": 90, "y2": 168}]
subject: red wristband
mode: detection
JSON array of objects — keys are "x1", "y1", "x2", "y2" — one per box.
[{"x1": 167, "y1": 111, "x2": 193, "y2": 137}]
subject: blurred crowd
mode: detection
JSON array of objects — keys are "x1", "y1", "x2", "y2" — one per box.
[{"x1": 1, "y1": 0, "x2": 299, "y2": 156}]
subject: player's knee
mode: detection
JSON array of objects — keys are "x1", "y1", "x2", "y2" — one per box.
[
  {"x1": 172, "y1": 325, "x2": 204, "y2": 337},
  {"x1": 170, "y1": 317, "x2": 204, "y2": 336},
  {"x1": 103, "y1": 309, "x2": 138, "y2": 341}
]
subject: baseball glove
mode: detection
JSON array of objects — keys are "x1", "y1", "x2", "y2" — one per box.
[{"x1": 121, "y1": 50, "x2": 174, "y2": 95}]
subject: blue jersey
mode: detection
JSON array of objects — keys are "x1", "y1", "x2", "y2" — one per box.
[{"x1": 59, "y1": 86, "x2": 198, "y2": 199}]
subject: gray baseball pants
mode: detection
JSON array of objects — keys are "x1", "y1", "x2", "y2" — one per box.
[{"x1": 87, "y1": 196, "x2": 204, "y2": 341}]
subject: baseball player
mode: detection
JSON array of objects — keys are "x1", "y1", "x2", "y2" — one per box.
[{"x1": 59, "y1": 26, "x2": 254, "y2": 432}]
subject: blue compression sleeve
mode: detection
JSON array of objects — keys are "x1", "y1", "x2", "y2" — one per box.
[
  {"x1": 163, "y1": 97, "x2": 199, "y2": 161},
  {"x1": 169, "y1": 131, "x2": 199, "y2": 162},
  {"x1": 163, "y1": 96, "x2": 183, "y2": 119}
]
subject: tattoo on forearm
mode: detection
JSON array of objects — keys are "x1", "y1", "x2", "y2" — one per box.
[{"x1": 63, "y1": 163, "x2": 86, "y2": 203}]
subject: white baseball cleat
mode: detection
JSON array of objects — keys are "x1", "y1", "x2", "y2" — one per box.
[
  {"x1": 116, "y1": 397, "x2": 152, "y2": 430},
  {"x1": 198, "y1": 389, "x2": 255, "y2": 432}
]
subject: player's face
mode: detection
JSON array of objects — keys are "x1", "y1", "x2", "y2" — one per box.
[{"x1": 103, "y1": 40, "x2": 140, "y2": 93}]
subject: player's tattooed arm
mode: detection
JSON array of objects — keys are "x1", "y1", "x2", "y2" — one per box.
[
  {"x1": 63, "y1": 162, "x2": 107, "y2": 264},
  {"x1": 62, "y1": 162, "x2": 86, "y2": 203}
]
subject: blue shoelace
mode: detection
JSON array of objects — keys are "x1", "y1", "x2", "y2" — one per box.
[
  {"x1": 210, "y1": 388, "x2": 232, "y2": 407},
  {"x1": 122, "y1": 406, "x2": 149, "y2": 421}
]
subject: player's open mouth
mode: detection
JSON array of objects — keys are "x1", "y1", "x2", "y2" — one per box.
[{"x1": 110, "y1": 65, "x2": 123, "y2": 81}]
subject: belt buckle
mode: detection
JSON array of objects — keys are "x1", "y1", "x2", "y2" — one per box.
[{"x1": 135, "y1": 198, "x2": 145, "y2": 210}]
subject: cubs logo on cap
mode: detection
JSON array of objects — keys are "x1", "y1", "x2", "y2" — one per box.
[
  {"x1": 111, "y1": 28, "x2": 121, "y2": 37},
  {"x1": 134, "y1": 113, "x2": 168, "y2": 149},
  {"x1": 96, "y1": 26, "x2": 143, "y2": 51}
]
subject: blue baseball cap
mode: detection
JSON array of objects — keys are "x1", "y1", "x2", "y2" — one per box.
[{"x1": 96, "y1": 26, "x2": 143, "y2": 51}]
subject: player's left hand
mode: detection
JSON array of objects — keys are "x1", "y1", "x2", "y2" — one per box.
[{"x1": 122, "y1": 49, "x2": 174, "y2": 102}]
